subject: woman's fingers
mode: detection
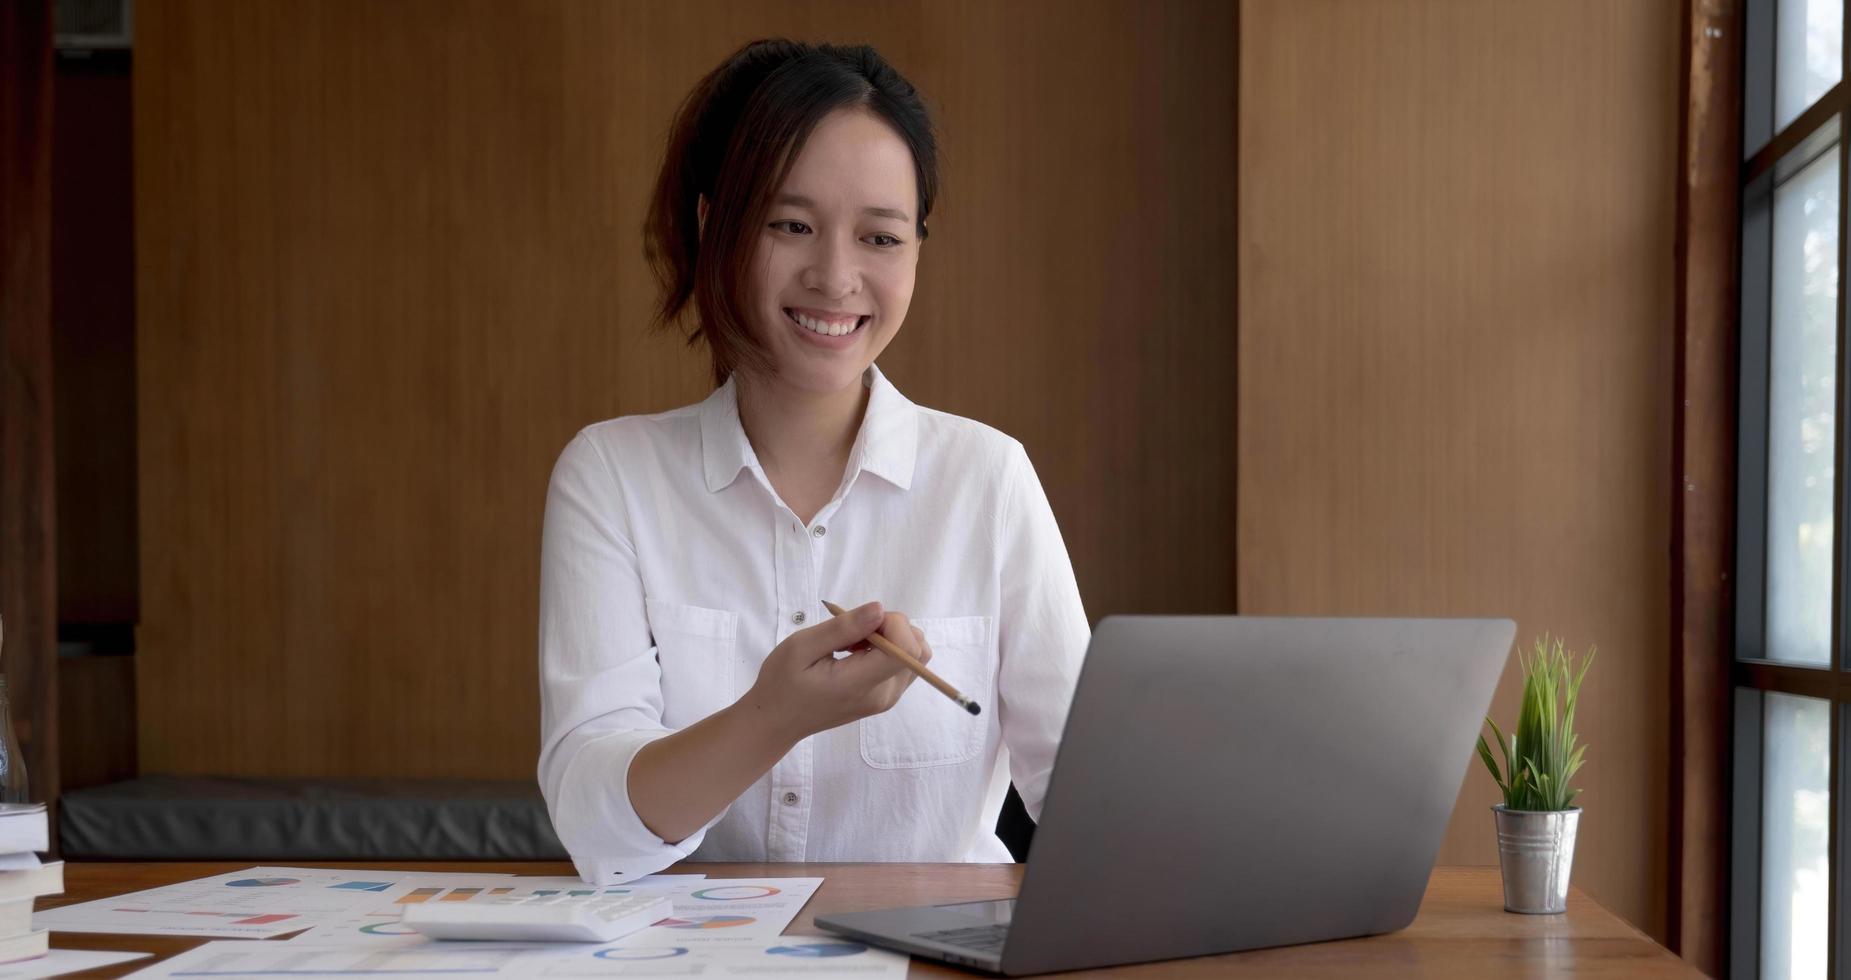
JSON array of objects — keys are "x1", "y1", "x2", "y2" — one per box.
[
  {"x1": 850, "y1": 617, "x2": 933, "y2": 673},
  {"x1": 798, "y1": 608, "x2": 939, "y2": 710},
  {"x1": 790, "y1": 601, "x2": 883, "y2": 666},
  {"x1": 874, "y1": 612, "x2": 934, "y2": 664}
]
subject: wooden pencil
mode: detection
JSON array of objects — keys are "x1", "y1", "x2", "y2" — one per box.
[{"x1": 822, "y1": 599, "x2": 982, "y2": 716}]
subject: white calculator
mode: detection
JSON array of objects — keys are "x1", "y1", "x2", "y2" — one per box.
[{"x1": 400, "y1": 891, "x2": 673, "y2": 943}]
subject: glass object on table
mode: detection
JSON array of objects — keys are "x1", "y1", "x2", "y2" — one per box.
[{"x1": 0, "y1": 615, "x2": 26, "y2": 804}]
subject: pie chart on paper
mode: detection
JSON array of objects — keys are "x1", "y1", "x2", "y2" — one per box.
[
  {"x1": 656, "y1": 915, "x2": 756, "y2": 930},
  {"x1": 593, "y1": 947, "x2": 690, "y2": 960},
  {"x1": 359, "y1": 921, "x2": 420, "y2": 936},
  {"x1": 690, "y1": 885, "x2": 780, "y2": 901},
  {"x1": 766, "y1": 942, "x2": 867, "y2": 957}
]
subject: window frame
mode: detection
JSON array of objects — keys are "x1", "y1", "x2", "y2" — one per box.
[{"x1": 1732, "y1": 1, "x2": 1851, "y2": 976}]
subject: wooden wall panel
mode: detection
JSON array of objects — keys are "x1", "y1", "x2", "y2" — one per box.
[
  {"x1": 58, "y1": 654, "x2": 135, "y2": 792},
  {"x1": 1, "y1": 0, "x2": 60, "y2": 824},
  {"x1": 1239, "y1": 0, "x2": 1677, "y2": 940},
  {"x1": 1668, "y1": 0, "x2": 1739, "y2": 969},
  {"x1": 53, "y1": 58, "x2": 139, "y2": 627},
  {"x1": 134, "y1": 2, "x2": 1238, "y2": 778}
]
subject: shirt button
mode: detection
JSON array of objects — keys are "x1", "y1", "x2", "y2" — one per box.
[
  {"x1": 812, "y1": 525, "x2": 827, "y2": 538},
  {"x1": 782, "y1": 792, "x2": 800, "y2": 806},
  {"x1": 792, "y1": 611, "x2": 806, "y2": 625}
]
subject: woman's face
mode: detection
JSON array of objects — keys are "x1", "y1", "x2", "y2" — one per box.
[{"x1": 747, "y1": 106, "x2": 919, "y2": 395}]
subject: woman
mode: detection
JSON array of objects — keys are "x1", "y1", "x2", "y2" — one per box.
[{"x1": 538, "y1": 39, "x2": 1090, "y2": 884}]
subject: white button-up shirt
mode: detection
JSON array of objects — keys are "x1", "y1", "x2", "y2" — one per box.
[{"x1": 537, "y1": 364, "x2": 1091, "y2": 883}]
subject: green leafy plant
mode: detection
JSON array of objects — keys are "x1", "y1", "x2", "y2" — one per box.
[{"x1": 1476, "y1": 635, "x2": 1594, "y2": 812}]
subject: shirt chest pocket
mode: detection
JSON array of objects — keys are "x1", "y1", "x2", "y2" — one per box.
[
  {"x1": 860, "y1": 615, "x2": 996, "y2": 769},
  {"x1": 645, "y1": 598, "x2": 738, "y2": 730}
]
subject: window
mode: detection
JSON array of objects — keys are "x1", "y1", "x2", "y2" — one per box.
[{"x1": 1735, "y1": 3, "x2": 1849, "y2": 978}]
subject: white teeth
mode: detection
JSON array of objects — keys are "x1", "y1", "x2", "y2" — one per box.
[{"x1": 790, "y1": 310, "x2": 862, "y2": 337}]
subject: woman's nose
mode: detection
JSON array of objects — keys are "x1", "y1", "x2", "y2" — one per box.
[{"x1": 801, "y1": 236, "x2": 860, "y2": 297}]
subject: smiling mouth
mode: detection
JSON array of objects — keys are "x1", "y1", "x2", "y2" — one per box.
[{"x1": 784, "y1": 308, "x2": 870, "y2": 338}]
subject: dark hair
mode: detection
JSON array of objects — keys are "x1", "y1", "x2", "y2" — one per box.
[{"x1": 645, "y1": 39, "x2": 939, "y2": 388}]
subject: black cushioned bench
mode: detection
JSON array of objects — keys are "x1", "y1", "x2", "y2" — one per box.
[
  {"x1": 62, "y1": 776, "x2": 1035, "y2": 861},
  {"x1": 60, "y1": 776, "x2": 569, "y2": 860}
]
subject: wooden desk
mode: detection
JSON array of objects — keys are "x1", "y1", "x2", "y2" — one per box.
[{"x1": 43, "y1": 862, "x2": 1703, "y2": 978}]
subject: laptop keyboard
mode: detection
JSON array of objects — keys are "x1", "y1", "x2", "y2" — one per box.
[{"x1": 915, "y1": 923, "x2": 1010, "y2": 954}]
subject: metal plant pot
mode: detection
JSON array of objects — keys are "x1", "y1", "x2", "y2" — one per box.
[{"x1": 1492, "y1": 805, "x2": 1580, "y2": 914}]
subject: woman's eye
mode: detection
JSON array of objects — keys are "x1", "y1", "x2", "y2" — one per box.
[
  {"x1": 869, "y1": 234, "x2": 901, "y2": 248},
  {"x1": 771, "y1": 220, "x2": 811, "y2": 235}
]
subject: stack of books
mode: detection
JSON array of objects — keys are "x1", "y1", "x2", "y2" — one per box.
[{"x1": 0, "y1": 802, "x2": 59, "y2": 963}]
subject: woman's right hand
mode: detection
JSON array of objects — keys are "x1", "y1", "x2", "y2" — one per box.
[
  {"x1": 628, "y1": 602, "x2": 935, "y2": 844},
  {"x1": 741, "y1": 601, "x2": 935, "y2": 742}
]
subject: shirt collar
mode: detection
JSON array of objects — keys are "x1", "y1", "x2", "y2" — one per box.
[{"x1": 699, "y1": 363, "x2": 918, "y2": 494}]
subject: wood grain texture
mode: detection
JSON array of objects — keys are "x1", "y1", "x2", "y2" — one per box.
[
  {"x1": 133, "y1": 2, "x2": 1238, "y2": 775},
  {"x1": 52, "y1": 58, "x2": 139, "y2": 627},
  {"x1": 1669, "y1": 0, "x2": 1739, "y2": 972},
  {"x1": 1238, "y1": 0, "x2": 1678, "y2": 944},
  {"x1": 0, "y1": 0, "x2": 61, "y2": 836},
  {"x1": 44, "y1": 863, "x2": 1703, "y2": 978},
  {"x1": 57, "y1": 654, "x2": 135, "y2": 791}
]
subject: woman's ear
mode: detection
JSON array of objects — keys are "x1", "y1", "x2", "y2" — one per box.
[{"x1": 697, "y1": 196, "x2": 709, "y2": 241}]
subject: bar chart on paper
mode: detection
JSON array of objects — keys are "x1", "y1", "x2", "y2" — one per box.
[
  {"x1": 34, "y1": 868, "x2": 519, "y2": 939},
  {"x1": 288, "y1": 876, "x2": 822, "y2": 948},
  {"x1": 128, "y1": 937, "x2": 911, "y2": 978}
]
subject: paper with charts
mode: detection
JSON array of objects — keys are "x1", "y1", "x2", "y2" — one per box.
[
  {"x1": 123, "y1": 936, "x2": 909, "y2": 978},
  {"x1": 287, "y1": 876, "x2": 823, "y2": 947},
  {"x1": 0, "y1": 949, "x2": 152, "y2": 978},
  {"x1": 29, "y1": 867, "x2": 523, "y2": 939},
  {"x1": 33, "y1": 868, "x2": 705, "y2": 940}
]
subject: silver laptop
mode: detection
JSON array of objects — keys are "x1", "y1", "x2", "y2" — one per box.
[{"x1": 816, "y1": 615, "x2": 1515, "y2": 975}]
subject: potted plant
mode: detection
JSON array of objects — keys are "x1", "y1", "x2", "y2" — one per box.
[{"x1": 1475, "y1": 635, "x2": 1594, "y2": 914}]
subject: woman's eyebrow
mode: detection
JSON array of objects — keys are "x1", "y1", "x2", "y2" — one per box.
[{"x1": 774, "y1": 193, "x2": 910, "y2": 224}]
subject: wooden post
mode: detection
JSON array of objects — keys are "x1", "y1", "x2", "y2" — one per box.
[
  {"x1": 1669, "y1": 0, "x2": 1740, "y2": 973},
  {"x1": 0, "y1": 0, "x2": 61, "y2": 844}
]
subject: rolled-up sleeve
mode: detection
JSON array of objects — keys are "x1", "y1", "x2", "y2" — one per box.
[
  {"x1": 537, "y1": 430, "x2": 724, "y2": 883},
  {"x1": 994, "y1": 442, "x2": 1091, "y2": 822}
]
